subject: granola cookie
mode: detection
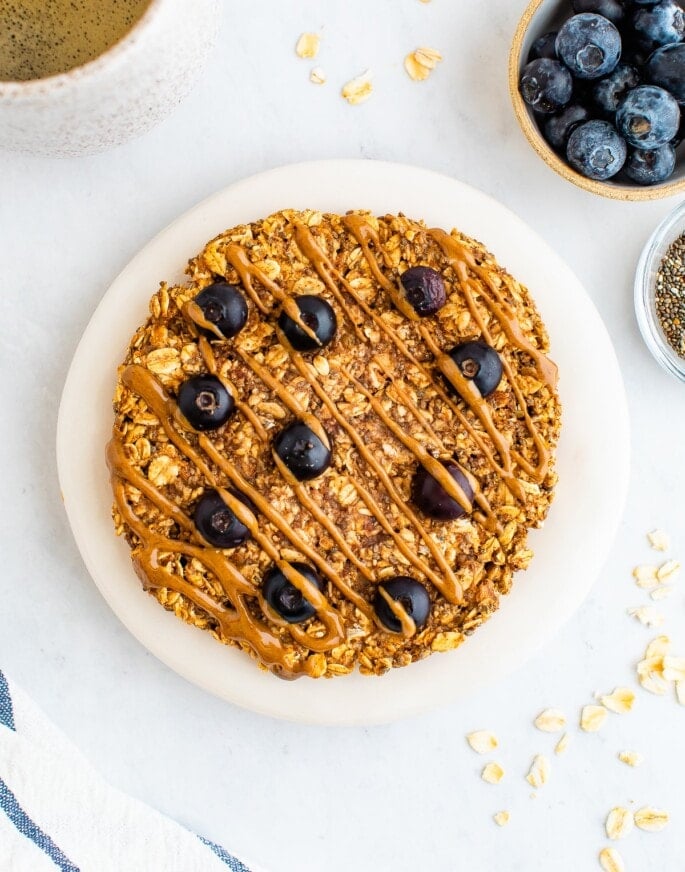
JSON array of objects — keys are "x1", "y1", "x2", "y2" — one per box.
[{"x1": 108, "y1": 209, "x2": 561, "y2": 679}]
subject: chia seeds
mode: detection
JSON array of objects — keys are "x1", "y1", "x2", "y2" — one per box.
[{"x1": 655, "y1": 234, "x2": 685, "y2": 359}]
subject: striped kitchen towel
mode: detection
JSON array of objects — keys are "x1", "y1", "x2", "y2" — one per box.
[{"x1": 0, "y1": 670, "x2": 262, "y2": 872}]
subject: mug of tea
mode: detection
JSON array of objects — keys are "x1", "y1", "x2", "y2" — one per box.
[{"x1": 0, "y1": 0, "x2": 220, "y2": 157}]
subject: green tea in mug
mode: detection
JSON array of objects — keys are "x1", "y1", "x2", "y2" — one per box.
[{"x1": 0, "y1": 0, "x2": 153, "y2": 81}]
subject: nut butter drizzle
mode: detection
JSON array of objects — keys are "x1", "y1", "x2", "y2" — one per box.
[
  {"x1": 191, "y1": 328, "x2": 377, "y2": 618},
  {"x1": 109, "y1": 364, "x2": 348, "y2": 676},
  {"x1": 342, "y1": 214, "x2": 555, "y2": 489}
]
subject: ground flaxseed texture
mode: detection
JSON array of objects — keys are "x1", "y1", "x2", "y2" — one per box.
[{"x1": 655, "y1": 234, "x2": 685, "y2": 360}]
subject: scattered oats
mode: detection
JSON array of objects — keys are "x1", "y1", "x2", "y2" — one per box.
[
  {"x1": 581, "y1": 704, "x2": 608, "y2": 732},
  {"x1": 310, "y1": 67, "x2": 326, "y2": 85},
  {"x1": 651, "y1": 585, "x2": 673, "y2": 601},
  {"x1": 647, "y1": 529, "x2": 670, "y2": 552},
  {"x1": 618, "y1": 750, "x2": 643, "y2": 767},
  {"x1": 663, "y1": 655, "x2": 685, "y2": 682},
  {"x1": 628, "y1": 606, "x2": 664, "y2": 627},
  {"x1": 657, "y1": 559, "x2": 680, "y2": 582},
  {"x1": 634, "y1": 807, "x2": 669, "y2": 833},
  {"x1": 534, "y1": 708, "x2": 566, "y2": 732},
  {"x1": 493, "y1": 811, "x2": 510, "y2": 827},
  {"x1": 599, "y1": 847, "x2": 625, "y2": 872},
  {"x1": 466, "y1": 730, "x2": 499, "y2": 755},
  {"x1": 646, "y1": 635, "x2": 671, "y2": 659},
  {"x1": 637, "y1": 658, "x2": 669, "y2": 695},
  {"x1": 295, "y1": 32, "x2": 320, "y2": 59},
  {"x1": 633, "y1": 564, "x2": 658, "y2": 588},
  {"x1": 600, "y1": 688, "x2": 636, "y2": 714},
  {"x1": 342, "y1": 71, "x2": 373, "y2": 105},
  {"x1": 526, "y1": 755, "x2": 550, "y2": 788},
  {"x1": 676, "y1": 680, "x2": 685, "y2": 705},
  {"x1": 605, "y1": 807, "x2": 634, "y2": 840},
  {"x1": 555, "y1": 732, "x2": 570, "y2": 755},
  {"x1": 481, "y1": 762, "x2": 505, "y2": 784},
  {"x1": 404, "y1": 47, "x2": 442, "y2": 81}
]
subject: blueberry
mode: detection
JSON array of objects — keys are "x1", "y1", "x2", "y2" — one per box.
[
  {"x1": 519, "y1": 58, "x2": 573, "y2": 113},
  {"x1": 591, "y1": 64, "x2": 640, "y2": 115},
  {"x1": 411, "y1": 461, "x2": 475, "y2": 521},
  {"x1": 277, "y1": 295, "x2": 337, "y2": 352},
  {"x1": 623, "y1": 143, "x2": 676, "y2": 183},
  {"x1": 194, "y1": 282, "x2": 248, "y2": 339},
  {"x1": 571, "y1": 0, "x2": 626, "y2": 25},
  {"x1": 374, "y1": 577, "x2": 431, "y2": 633},
  {"x1": 647, "y1": 43, "x2": 685, "y2": 103},
  {"x1": 447, "y1": 340, "x2": 503, "y2": 398},
  {"x1": 556, "y1": 14, "x2": 622, "y2": 80},
  {"x1": 528, "y1": 31, "x2": 558, "y2": 61},
  {"x1": 194, "y1": 489, "x2": 254, "y2": 549},
  {"x1": 616, "y1": 85, "x2": 680, "y2": 147},
  {"x1": 544, "y1": 104, "x2": 591, "y2": 149},
  {"x1": 178, "y1": 375, "x2": 235, "y2": 431},
  {"x1": 632, "y1": 0, "x2": 685, "y2": 50},
  {"x1": 400, "y1": 266, "x2": 447, "y2": 317},
  {"x1": 273, "y1": 421, "x2": 332, "y2": 481},
  {"x1": 262, "y1": 562, "x2": 324, "y2": 623},
  {"x1": 566, "y1": 119, "x2": 627, "y2": 179}
]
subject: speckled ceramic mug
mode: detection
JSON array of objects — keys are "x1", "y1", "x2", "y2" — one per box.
[{"x1": 0, "y1": 0, "x2": 220, "y2": 157}]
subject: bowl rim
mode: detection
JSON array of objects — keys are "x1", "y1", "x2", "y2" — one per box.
[
  {"x1": 634, "y1": 198, "x2": 685, "y2": 381},
  {"x1": 509, "y1": 0, "x2": 685, "y2": 202}
]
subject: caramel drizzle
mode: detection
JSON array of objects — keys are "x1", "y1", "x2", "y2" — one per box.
[{"x1": 342, "y1": 215, "x2": 554, "y2": 491}]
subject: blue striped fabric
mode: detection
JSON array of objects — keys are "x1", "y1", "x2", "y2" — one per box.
[
  {"x1": 0, "y1": 669, "x2": 15, "y2": 731},
  {"x1": 198, "y1": 835, "x2": 253, "y2": 871},
  {"x1": 0, "y1": 668, "x2": 253, "y2": 871},
  {"x1": 0, "y1": 777, "x2": 81, "y2": 871}
]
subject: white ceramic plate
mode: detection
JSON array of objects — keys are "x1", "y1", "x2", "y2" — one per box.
[{"x1": 57, "y1": 160, "x2": 630, "y2": 725}]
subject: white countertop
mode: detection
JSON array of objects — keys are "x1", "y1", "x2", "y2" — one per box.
[{"x1": 1, "y1": 1, "x2": 684, "y2": 870}]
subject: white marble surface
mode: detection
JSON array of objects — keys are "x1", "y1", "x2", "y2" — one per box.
[{"x1": 1, "y1": 2, "x2": 684, "y2": 870}]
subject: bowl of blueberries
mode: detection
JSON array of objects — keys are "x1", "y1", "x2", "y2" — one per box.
[{"x1": 510, "y1": 0, "x2": 685, "y2": 198}]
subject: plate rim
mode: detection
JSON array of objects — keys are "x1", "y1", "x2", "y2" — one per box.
[{"x1": 56, "y1": 158, "x2": 631, "y2": 725}]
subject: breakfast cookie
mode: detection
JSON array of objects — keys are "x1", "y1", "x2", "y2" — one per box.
[{"x1": 108, "y1": 209, "x2": 561, "y2": 679}]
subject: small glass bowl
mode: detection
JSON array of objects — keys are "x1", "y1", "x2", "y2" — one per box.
[{"x1": 635, "y1": 200, "x2": 685, "y2": 383}]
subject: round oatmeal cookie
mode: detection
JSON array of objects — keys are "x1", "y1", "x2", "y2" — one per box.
[{"x1": 108, "y1": 209, "x2": 561, "y2": 679}]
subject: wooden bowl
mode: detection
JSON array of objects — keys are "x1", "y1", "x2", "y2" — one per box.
[{"x1": 509, "y1": 0, "x2": 685, "y2": 201}]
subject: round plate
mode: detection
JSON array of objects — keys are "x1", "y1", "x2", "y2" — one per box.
[{"x1": 57, "y1": 160, "x2": 630, "y2": 725}]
